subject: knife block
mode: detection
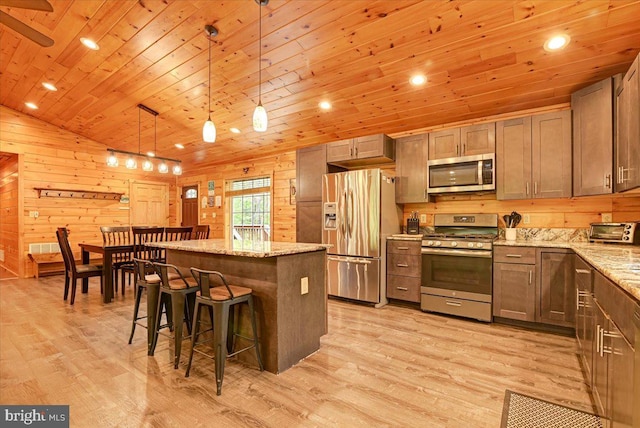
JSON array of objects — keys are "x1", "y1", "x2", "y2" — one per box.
[{"x1": 406, "y1": 218, "x2": 420, "y2": 235}]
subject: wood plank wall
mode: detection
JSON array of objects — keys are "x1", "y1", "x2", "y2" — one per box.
[
  {"x1": 176, "y1": 152, "x2": 296, "y2": 242},
  {"x1": 0, "y1": 153, "x2": 19, "y2": 275},
  {"x1": 0, "y1": 106, "x2": 177, "y2": 278},
  {"x1": 402, "y1": 192, "x2": 640, "y2": 229}
]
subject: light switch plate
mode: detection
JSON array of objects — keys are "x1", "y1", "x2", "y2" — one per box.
[{"x1": 420, "y1": 214, "x2": 427, "y2": 223}]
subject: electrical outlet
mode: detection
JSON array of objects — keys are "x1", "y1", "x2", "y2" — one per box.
[
  {"x1": 523, "y1": 214, "x2": 530, "y2": 224},
  {"x1": 420, "y1": 214, "x2": 427, "y2": 223},
  {"x1": 300, "y1": 277, "x2": 309, "y2": 295},
  {"x1": 202, "y1": 212, "x2": 206, "y2": 219},
  {"x1": 29, "y1": 211, "x2": 39, "y2": 218},
  {"x1": 601, "y1": 213, "x2": 612, "y2": 222}
]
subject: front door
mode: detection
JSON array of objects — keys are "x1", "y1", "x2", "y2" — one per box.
[{"x1": 181, "y1": 185, "x2": 198, "y2": 227}]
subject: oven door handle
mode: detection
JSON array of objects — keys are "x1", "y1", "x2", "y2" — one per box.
[{"x1": 421, "y1": 248, "x2": 493, "y2": 258}]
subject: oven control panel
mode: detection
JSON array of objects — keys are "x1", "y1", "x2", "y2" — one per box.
[{"x1": 422, "y1": 239, "x2": 493, "y2": 251}]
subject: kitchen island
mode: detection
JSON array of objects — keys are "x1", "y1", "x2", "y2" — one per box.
[{"x1": 147, "y1": 239, "x2": 329, "y2": 374}]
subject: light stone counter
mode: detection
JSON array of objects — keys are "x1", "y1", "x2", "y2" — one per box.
[
  {"x1": 148, "y1": 239, "x2": 330, "y2": 258},
  {"x1": 496, "y1": 239, "x2": 640, "y2": 301}
]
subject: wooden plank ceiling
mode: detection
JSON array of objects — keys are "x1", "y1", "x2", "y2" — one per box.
[{"x1": 1, "y1": 0, "x2": 639, "y2": 171}]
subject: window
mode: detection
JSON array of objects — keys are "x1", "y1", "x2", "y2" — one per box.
[
  {"x1": 227, "y1": 176, "x2": 271, "y2": 243},
  {"x1": 185, "y1": 188, "x2": 197, "y2": 199}
]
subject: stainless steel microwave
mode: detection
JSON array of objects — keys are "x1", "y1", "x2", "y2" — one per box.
[
  {"x1": 426, "y1": 153, "x2": 495, "y2": 194},
  {"x1": 589, "y1": 222, "x2": 640, "y2": 244}
]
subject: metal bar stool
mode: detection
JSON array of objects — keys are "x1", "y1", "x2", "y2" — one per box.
[
  {"x1": 148, "y1": 262, "x2": 199, "y2": 369},
  {"x1": 185, "y1": 267, "x2": 263, "y2": 396},
  {"x1": 128, "y1": 258, "x2": 176, "y2": 353}
]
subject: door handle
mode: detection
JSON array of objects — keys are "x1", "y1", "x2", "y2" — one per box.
[
  {"x1": 506, "y1": 254, "x2": 522, "y2": 258},
  {"x1": 397, "y1": 246, "x2": 409, "y2": 250},
  {"x1": 604, "y1": 174, "x2": 611, "y2": 189},
  {"x1": 526, "y1": 182, "x2": 530, "y2": 195},
  {"x1": 529, "y1": 270, "x2": 533, "y2": 285},
  {"x1": 575, "y1": 268, "x2": 590, "y2": 274},
  {"x1": 396, "y1": 263, "x2": 409, "y2": 267},
  {"x1": 396, "y1": 287, "x2": 409, "y2": 291},
  {"x1": 534, "y1": 181, "x2": 538, "y2": 195},
  {"x1": 445, "y1": 300, "x2": 462, "y2": 307}
]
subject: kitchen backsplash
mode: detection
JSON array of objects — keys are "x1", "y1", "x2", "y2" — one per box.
[{"x1": 497, "y1": 227, "x2": 589, "y2": 242}]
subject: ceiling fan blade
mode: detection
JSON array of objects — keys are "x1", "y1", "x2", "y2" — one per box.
[
  {"x1": 0, "y1": 0, "x2": 53, "y2": 12},
  {"x1": 0, "y1": 10, "x2": 53, "y2": 47}
]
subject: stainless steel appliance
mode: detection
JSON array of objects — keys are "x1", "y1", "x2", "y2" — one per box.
[
  {"x1": 426, "y1": 153, "x2": 495, "y2": 194},
  {"x1": 420, "y1": 213, "x2": 497, "y2": 321},
  {"x1": 589, "y1": 222, "x2": 640, "y2": 244},
  {"x1": 322, "y1": 169, "x2": 401, "y2": 306}
]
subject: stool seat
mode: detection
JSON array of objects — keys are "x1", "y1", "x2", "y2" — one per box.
[
  {"x1": 199, "y1": 285, "x2": 253, "y2": 301},
  {"x1": 168, "y1": 277, "x2": 198, "y2": 290},
  {"x1": 144, "y1": 271, "x2": 180, "y2": 284}
]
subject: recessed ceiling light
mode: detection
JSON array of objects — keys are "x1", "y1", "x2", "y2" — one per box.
[
  {"x1": 410, "y1": 75, "x2": 427, "y2": 86},
  {"x1": 174, "y1": 143, "x2": 184, "y2": 149},
  {"x1": 25, "y1": 102, "x2": 38, "y2": 109},
  {"x1": 146, "y1": 151, "x2": 156, "y2": 157},
  {"x1": 319, "y1": 101, "x2": 332, "y2": 110},
  {"x1": 80, "y1": 37, "x2": 99, "y2": 50},
  {"x1": 42, "y1": 82, "x2": 57, "y2": 91},
  {"x1": 544, "y1": 34, "x2": 570, "y2": 51},
  {"x1": 230, "y1": 128, "x2": 241, "y2": 134}
]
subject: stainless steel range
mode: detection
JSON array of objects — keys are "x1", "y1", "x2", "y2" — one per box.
[{"x1": 420, "y1": 213, "x2": 497, "y2": 322}]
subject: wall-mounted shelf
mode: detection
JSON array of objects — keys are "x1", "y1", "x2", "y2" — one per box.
[{"x1": 35, "y1": 188, "x2": 123, "y2": 200}]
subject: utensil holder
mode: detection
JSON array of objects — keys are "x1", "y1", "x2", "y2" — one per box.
[
  {"x1": 505, "y1": 228, "x2": 517, "y2": 241},
  {"x1": 406, "y1": 218, "x2": 420, "y2": 235}
]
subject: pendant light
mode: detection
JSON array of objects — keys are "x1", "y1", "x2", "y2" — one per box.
[
  {"x1": 253, "y1": 0, "x2": 268, "y2": 132},
  {"x1": 203, "y1": 24, "x2": 218, "y2": 143}
]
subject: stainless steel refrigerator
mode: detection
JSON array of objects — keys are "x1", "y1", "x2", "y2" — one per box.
[{"x1": 322, "y1": 169, "x2": 401, "y2": 306}]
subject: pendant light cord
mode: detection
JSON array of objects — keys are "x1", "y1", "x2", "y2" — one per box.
[
  {"x1": 208, "y1": 29, "x2": 212, "y2": 117},
  {"x1": 258, "y1": 2, "x2": 262, "y2": 104}
]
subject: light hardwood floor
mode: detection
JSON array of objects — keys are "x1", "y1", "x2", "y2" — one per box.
[{"x1": 0, "y1": 276, "x2": 593, "y2": 427}]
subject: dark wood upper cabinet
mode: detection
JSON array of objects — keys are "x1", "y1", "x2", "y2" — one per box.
[
  {"x1": 395, "y1": 133, "x2": 428, "y2": 203},
  {"x1": 428, "y1": 124, "x2": 495, "y2": 160},
  {"x1": 572, "y1": 77, "x2": 614, "y2": 196},
  {"x1": 497, "y1": 111, "x2": 571, "y2": 200},
  {"x1": 615, "y1": 52, "x2": 640, "y2": 192},
  {"x1": 496, "y1": 116, "x2": 532, "y2": 200},
  {"x1": 326, "y1": 134, "x2": 395, "y2": 166}
]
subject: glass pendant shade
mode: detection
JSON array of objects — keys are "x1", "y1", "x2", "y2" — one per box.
[
  {"x1": 158, "y1": 162, "x2": 169, "y2": 174},
  {"x1": 142, "y1": 159, "x2": 154, "y2": 172},
  {"x1": 203, "y1": 116, "x2": 216, "y2": 142},
  {"x1": 125, "y1": 156, "x2": 137, "y2": 169},
  {"x1": 106, "y1": 153, "x2": 118, "y2": 167},
  {"x1": 253, "y1": 102, "x2": 268, "y2": 132},
  {"x1": 172, "y1": 164, "x2": 183, "y2": 175}
]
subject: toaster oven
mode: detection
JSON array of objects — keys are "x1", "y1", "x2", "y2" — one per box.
[{"x1": 588, "y1": 222, "x2": 640, "y2": 244}]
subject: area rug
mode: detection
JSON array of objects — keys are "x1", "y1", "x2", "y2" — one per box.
[{"x1": 501, "y1": 390, "x2": 603, "y2": 428}]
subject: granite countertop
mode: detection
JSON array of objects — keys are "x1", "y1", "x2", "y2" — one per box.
[
  {"x1": 147, "y1": 239, "x2": 330, "y2": 258},
  {"x1": 496, "y1": 239, "x2": 640, "y2": 301}
]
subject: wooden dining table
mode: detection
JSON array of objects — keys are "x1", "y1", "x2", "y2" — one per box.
[{"x1": 79, "y1": 243, "x2": 133, "y2": 303}]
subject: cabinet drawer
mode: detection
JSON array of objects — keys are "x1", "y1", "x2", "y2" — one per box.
[
  {"x1": 387, "y1": 275, "x2": 420, "y2": 302},
  {"x1": 387, "y1": 253, "x2": 421, "y2": 277},
  {"x1": 574, "y1": 256, "x2": 593, "y2": 293},
  {"x1": 493, "y1": 246, "x2": 536, "y2": 264},
  {"x1": 387, "y1": 240, "x2": 421, "y2": 255}
]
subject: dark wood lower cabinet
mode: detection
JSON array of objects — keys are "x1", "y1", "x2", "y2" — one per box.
[
  {"x1": 492, "y1": 246, "x2": 573, "y2": 328},
  {"x1": 575, "y1": 256, "x2": 636, "y2": 428},
  {"x1": 296, "y1": 201, "x2": 322, "y2": 244},
  {"x1": 386, "y1": 240, "x2": 421, "y2": 303},
  {"x1": 538, "y1": 249, "x2": 575, "y2": 327}
]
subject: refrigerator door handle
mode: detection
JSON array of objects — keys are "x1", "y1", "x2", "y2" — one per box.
[
  {"x1": 327, "y1": 256, "x2": 372, "y2": 264},
  {"x1": 348, "y1": 188, "x2": 355, "y2": 239}
]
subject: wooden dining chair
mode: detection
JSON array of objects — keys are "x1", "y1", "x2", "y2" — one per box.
[
  {"x1": 55, "y1": 227, "x2": 103, "y2": 305},
  {"x1": 100, "y1": 225, "x2": 133, "y2": 295},
  {"x1": 131, "y1": 226, "x2": 166, "y2": 263},
  {"x1": 192, "y1": 224, "x2": 210, "y2": 239},
  {"x1": 164, "y1": 226, "x2": 193, "y2": 241}
]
